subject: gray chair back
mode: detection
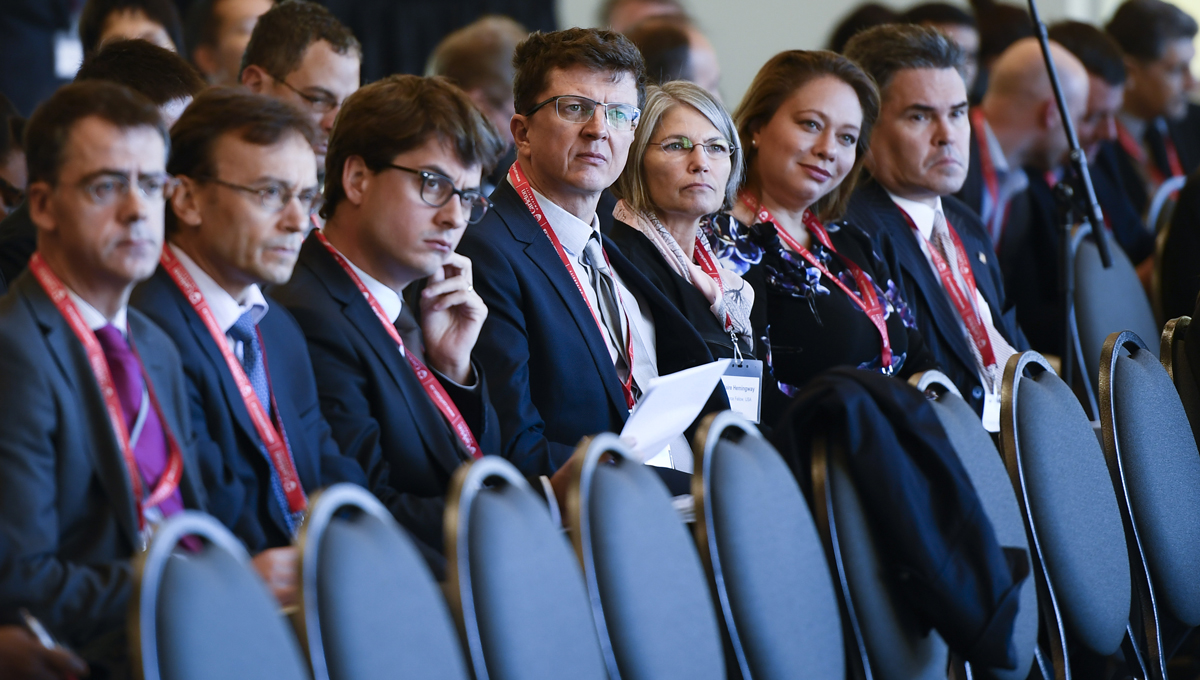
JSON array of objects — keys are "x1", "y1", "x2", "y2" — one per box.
[
  {"x1": 1099, "y1": 331, "x2": 1200, "y2": 679},
  {"x1": 691, "y1": 411, "x2": 844, "y2": 680},
  {"x1": 909, "y1": 371, "x2": 1040, "y2": 680},
  {"x1": 295, "y1": 483, "x2": 468, "y2": 680},
  {"x1": 999, "y1": 352, "x2": 1133, "y2": 679},
  {"x1": 445, "y1": 456, "x2": 607, "y2": 680},
  {"x1": 131, "y1": 511, "x2": 310, "y2": 680},
  {"x1": 810, "y1": 428, "x2": 949, "y2": 680},
  {"x1": 1160, "y1": 316, "x2": 1200, "y2": 451},
  {"x1": 567, "y1": 433, "x2": 725, "y2": 680}
]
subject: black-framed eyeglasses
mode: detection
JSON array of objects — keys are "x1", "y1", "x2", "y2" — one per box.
[
  {"x1": 383, "y1": 164, "x2": 492, "y2": 224},
  {"x1": 653, "y1": 136, "x2": 737, "y2": 158},
  {"x1": 0, "y1": 175, "x2": 24, "y2": 210},
  {"x1": 272, "y1": 76, "x2": 341, "y2": 114},
  {"x1": 77, "y1": 171, "x2": 178, "y2": 206},
  {"x1": 525, "y1": 95, "x2": 640, "y2": 132},
  {"x1": 201, "y1": 177, "x2": 323, "y2": 216}
]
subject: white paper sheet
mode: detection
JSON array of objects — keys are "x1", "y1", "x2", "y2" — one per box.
[{"x1": 620, "y1": 359, "x2": 730, "y2": 465}]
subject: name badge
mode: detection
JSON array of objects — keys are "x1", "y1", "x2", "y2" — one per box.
[
  {"x1": 721, "y1": 359, "x2": 764, "y2": 423},
  {"x1": 982, "y1": 391, "x2": 1001, "y2": 433}
]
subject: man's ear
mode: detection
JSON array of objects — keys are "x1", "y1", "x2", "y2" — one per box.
[
  {"x1": 1041, "y1": 100, "x2": 1060, "y2": 131},
  {"x1": 241, "y1": 64, "x2": 270, "y2": 93},
  {"x1": 169, "y1": 176, "x2": 204, "y2": 231},
  {"x1": 26, "y1": 182, "x2": 56, "y2": 236},
  {"x1": 341, "y1": 155, "x2": 371, "y2": 206},
  {"x1": 511, "y1": 114, "x2": 531, "y2": 157}
]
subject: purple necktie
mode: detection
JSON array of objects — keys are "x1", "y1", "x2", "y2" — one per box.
[{"x1": 94, "y1": 324, "x2": 185, "y2": 520}]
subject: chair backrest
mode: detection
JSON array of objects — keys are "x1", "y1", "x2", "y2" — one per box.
[
  {"x1": 131, "y1": 511, "x2": 311, "y2": 680},
  {"x1": 1073, "y1": 223, "x2": 1159, "y2": 401},
  {"x1": 567, "y1": 433, "x2": 725, "y2": 680},
  {"x1": 445, "y1": 456, "x2": 607, "y2": 680},
  {"x1": 909, "y1": 372, "x2": 1039, "y2": 680},
  {"x1": 295, "y1": 483, "x2": 468, "y2": 680},
  {"x1": 1099, "y1": 331, "x2": 1200, "y2": 677},
  {"x1": 999, "y1": 352, "x2": 1132, "y2": 677},
  {"x1": 810, "y1": 424, "x2": 950, "y2": 680},
  {"x1": 1160, "y1": 316, "x2": 1200, "y2": 451},
  {"x1": 691, "y1": 411, "x2": 844, "y2": 680},
  {"x1": 1148, "y1": 174, "x2": 1188, "y2": 233}
]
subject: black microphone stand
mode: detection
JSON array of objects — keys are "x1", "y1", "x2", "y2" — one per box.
[{"x1": 1025, "y1": 0, "x2": 1113, "y2": 394}]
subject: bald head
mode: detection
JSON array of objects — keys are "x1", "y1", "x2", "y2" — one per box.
[{"x1": 982, "y1": 37, "x2": 1089, "y2": 170}]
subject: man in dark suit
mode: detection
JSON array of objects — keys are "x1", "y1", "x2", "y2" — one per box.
[
  {"x1": 130, "y1": 89, "x2": 366, "y2": 606},
  {"x1": 845, "y1": 25, "x2": 1026, "y2": 428},
  {"x1": 272, "y1": 75, "x2": 505, "y2": 560},
  {"x1": 0, "y1": 81, "x2": 207, "y2": 677},
  {"x1": 457, "y1": 28, "x2": 724, "y2": 481}
]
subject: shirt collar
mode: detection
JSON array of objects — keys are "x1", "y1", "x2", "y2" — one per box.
[
  {"x1": 326, "y1": 241, "x2": 404, "y2": 324},
  {"x1": 886, "y1": 192, "x2": 944, "y2": 240},
  {"x1": 67, "y1": 289, "x2": 128, "y2": 334},
  {"x1": 980, "y1": 117, "x2": 1010, "y2": 174},
  {"x1": 507, "y1": 175, "x2": 602, "y2": 255},
  {"x1": 169, "y1": 243, "x2": 269, "y2": 334}
]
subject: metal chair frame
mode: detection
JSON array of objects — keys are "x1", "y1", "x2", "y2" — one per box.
[{"x1": 1160, "y1": 316, "x2": 1200, "y2": 448}]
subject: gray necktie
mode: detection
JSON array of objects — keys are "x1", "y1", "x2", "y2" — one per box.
[{"x1": 580, "y1": 234, "x2": 637, "y2": 392}]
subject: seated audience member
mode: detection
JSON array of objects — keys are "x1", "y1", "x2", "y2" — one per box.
[
  {"x1": 625, "y1": 16, "x2": 722, "y2": 97},
  {"x1": 0, "y1": 95, "x2": 24, "y2": 221},
  {"x1": 79, "y1": 0, "x2": 184, "y2": 54},
  {"x1": 600, "y1": 0, "x2": 686, "y2": 33},
  {"x1": 240, "y1": 0, "x2": 361, "y2": 172},
  {"x1": 1106, "y1": 0, "x2": 1200, "y2": 217},
  {"x1": 129, "y1": 88, "x2": 367, "y2": 604},
  {"x1": 185, "y1": 0, "x2": 275, "y2": 86},
  {"x1": 0, "y1": 627, "x2": 87, "y2": 680},
  {"x1": 1159, "y1": 162, "x2": 1200, "y2": 320},
  {"x1": 704, "y1": 50, "x2": 938, "y2": 426},
  {"x1": 272, "y1": 75, "x2": 505, "y2": 562},
  {"x1": 426, "y1": 15, "x2": 528, "y2": 192},
  {"x1": 827, "y1": 3, "x2": 900, "y2": 53},
  {"x1": 608, "y1": 81, "x2": 752, "y2": 360},
  {"x1": 843, "y1": 24, "x2": 1025, "y2": 426},
  {"x1": 0, "y1": 40, "x2": 206, "y2": 295},
  {"x1": 0, "y1": 81, "x2": 207, "y2": 676},
  {"x1": 457, "y1": 28, "x2": 725, "y2": 479},
  {"x1": 902, "y1": 3, "x2": 980, "y2": 92},
  {"x1": 971, "y1": 3, "x2": 1034, "y2": 102}
]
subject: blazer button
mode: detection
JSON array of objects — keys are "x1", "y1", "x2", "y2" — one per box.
[{"x1": 971, "y1": 386, "x2": 984, "y2": 400}]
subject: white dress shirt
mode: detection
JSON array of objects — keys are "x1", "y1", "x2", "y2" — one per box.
[
  {"x1": 170, "y1": 244, "x2": 268, "y2": 363},
  {"x1": 69, "y1": 290, "x2": 128, "y2": 335}
]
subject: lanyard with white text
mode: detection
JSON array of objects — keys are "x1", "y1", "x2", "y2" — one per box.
[
  {"x1": 691, "y1": 236, "x2": 734, "y2": 332},
  {"x1": 29, "y1": 252, "x2": 185, "y2": 537},
  {"x1": 898, "y1": 209, "x2": 997, "y2": 371},
  {"x1": 741, "y1": 193, "x2": 893, "y2": 371},
  {"x1": 509, "y1": 162, "x2": 637, "y2": 408},
  {"x1": 314, "y1": 231, "x2": 482, "y2": 457},
  {"x1": 160, "y1": 248, "x2": 308, "y2": 512}
]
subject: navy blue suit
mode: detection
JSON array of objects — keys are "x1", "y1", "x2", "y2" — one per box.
[
  {"x1": 271, "y1": 233, "x2": 501, "y2": 557},
  {"x1": 130, "y1": 265, "x2": 366, "y2": 553},
  {"x1": 848, "y1": 179, "x2": 1028, "y2": 414},
  {"x1": 457, "y1": 180, "x2": 726, "y2": 478}
]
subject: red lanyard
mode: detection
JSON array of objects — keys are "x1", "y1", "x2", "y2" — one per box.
[
  {"x1": 29, "y1": 253, "x2": 185, "y2": 536},
  {"x1": 741, "y1": 193, "x2": 893, "y2": 372},
  {"x1": 970, "y1": 108, "x2": 1012, "y2": 245},
  {"x1": 691, "y1": 237, "x2": 733, "y2": 332},
  {"x1": 1116, "y1": 119, "x2": 1184, "y2": 186},
  {"x1": 509, "y1": 162, "x2": 636, "y2": 408},
  {"x1": 898, "y1": 209, "x2": 997, "y2": 370},
  {"x1": 160, "y1": 248, "x2": 308, "y2": 512},
  {"x1": 314, "y1": 231, "x2": 482, "y2": 457}
]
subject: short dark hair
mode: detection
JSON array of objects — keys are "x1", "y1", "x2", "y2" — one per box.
[
  {"x1": 512, "y1": 28, "x2": 648, "y2": 116},
  {"x1": 166, "y1": 87, "x2": 318, "y2": 231},
  {"x1": 25, "y1": 81, "x2": 167, "y2": 186},
  {"x1": 1049, "y1": 21, "x2": 1127, "y2": 86},
  {"x1": 903, "y1": 2, "x2": 977, "y2": 28},
  {"x1": 0, "y1": 93, "x2": 24, "y2": 161},
  {"x1": 597, "y1": 0, "x2": 686, "y2": 27},
  {"x1": 625, "y1": 16, "x2": 693, "y2": 85},
  {"x1": 75, "y1": 39, "x2": 206, "y2": 106},
  {"x1": 735, "y1": 50, "x2": 880, "y2": 221},
  {"x1": 426, "y1": 16, "x2": 528, "y2": 110},
  {"x1": 78, "y1": 0, "x2": 184, "y2": 55},
  {"x1": 827, "y1": 3, "x2": 900, "y2": 53},
  {"x1": 239, "y1": 0, "x2": 361, "y2": 80},
  {"x1": 1105, "y1": 0, "x2": 1199, "y2": 62},
  {"x1": 844, "y1": 23, "x2": 966, "y2": 93},
  {"x1": 322, "y1": 75, "x2": 505, "y2": 219},
  {"x1": 978, "y1": 4, "x2": 1033, "y2": 62}
]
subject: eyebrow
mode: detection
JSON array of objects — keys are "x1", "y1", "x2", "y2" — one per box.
[
  {"x1": 660, "y1": 134, "x2": 728, "y2": 143},
  {"x1": 903, "y1": 101, "x2": 970, "y2": 114},
  {"x1": 419, "y1": 164, "x2": 482, "y2": 191}
]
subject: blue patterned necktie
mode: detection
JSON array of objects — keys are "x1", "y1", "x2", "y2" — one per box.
[{"x1": 227, "y1": 311, "x2": 301, "y2": 535}]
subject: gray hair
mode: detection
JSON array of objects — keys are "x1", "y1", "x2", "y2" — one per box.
[
  {"x1": 843, "y1": 23, "x2": 966, "y2": 94},
  {"x1": 615, "y1": 80, "x2": 744, "y2": 216}
]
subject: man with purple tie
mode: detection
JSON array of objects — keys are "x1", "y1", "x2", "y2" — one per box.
[{"x1": 0, "y1": 81, "x2": 208, "y2": 678}]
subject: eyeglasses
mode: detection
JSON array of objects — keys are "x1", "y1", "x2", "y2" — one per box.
[
  {"x1": 78, "y1": 172, "x2": 178, "y2": 206},
  {"x1": 0, "y1": 176, "x2": 24, "y2": 210},
  {"x1": 272, "y1": 76, "x2": 341, "y2": 114},
  {"x1": 525, "y1": 95, "x2": 640, "y2": 132},
  {"x1": 654, "y1": 136, "x2": 737, "y2": 158},
  {"x1": 202, "y1": 177, "x2": 324, "y2": 216},
  {"x1": 383, "y1": 164, "x2": 492, "y2": 225}
]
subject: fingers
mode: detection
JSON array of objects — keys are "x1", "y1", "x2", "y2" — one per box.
[
  {"x1": 40, "y1": 647, "x2": 88, "y2": 679},
  {"x1": 421, "y1": 253, "x2": 474, "y2": 301},
  {"x1": 251, "y1": 547, "x2": 299, "y2": 608}
]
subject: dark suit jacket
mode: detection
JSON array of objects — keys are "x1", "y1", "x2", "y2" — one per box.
[
  {"x1": 848, "y1": 180, "x2": 1028, "y2": 413},
  {"x1": 1109, "y1": 105, "x2": 1200, "y2": 217},
  {"x1": 457, "y1": 180, "x2": 726, "y2": 477},
  {"x1": 130, "y1": 265, "x2": 366, "y2": 553},
  {"x1": 0, "y1": 201, "x2": 37, "y2": 295},
  {"x1": 271, "y1": 233, "x2": 501, "y2": 555},
  {"x1": 954, "y1": 119, "x2": 1032, "y2": 275},
  {"x1": 0, "y1": 272, "x2": 206, "y2": 672},
  {"x1": 1160, "y1": 166, "x2": 1200, "y2": 320}
]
